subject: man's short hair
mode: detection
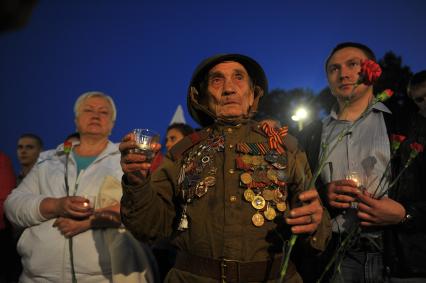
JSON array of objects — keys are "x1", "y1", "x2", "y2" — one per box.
[
  {"x1": 325, "y1": 42, "x2": 377, "y2": 71},
  {"x1": 74, "y1": 91, "x2": 117, "y2": 122},
  {"x1": 18, "y1": 133, "x2": 43, "y2": 149},
  {"x1": 407, "y1": 70, "x2": 426, "y2": 95}
]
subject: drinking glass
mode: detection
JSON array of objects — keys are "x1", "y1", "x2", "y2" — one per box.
[
  {"x1": 345, "y1": 170, "x2": 365, "y2": 208},
  {"x1": 131, "y1": 128, "x2": 160, "y2": 160}
]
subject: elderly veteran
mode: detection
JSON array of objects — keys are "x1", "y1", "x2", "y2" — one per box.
[{"x1": 120, "y1": 54, "x2": 331, "y2": 282}]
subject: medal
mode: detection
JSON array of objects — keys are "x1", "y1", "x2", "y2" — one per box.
[
  {"x1": 267, "y1": 169, "x2": 278, "y2": 182},
  {"x1": 252, "y1": 195, "x2": 266, "y2": 210},
  {"x1": 272, "y1": 162, "x2": 286, "y2": 170},
  {"x1": 240, "y1": 172, "x2": 253, "y2": 185},
  {"x1": 242, "y1": 155, "x2": 252, "y2": 165},
  {"x1": 195, "y1": 181, "x2": 208, "y2": 197},
  {"x1": 244, "y1": 188, "x2": 255, "y2": 202},
  {"x1": 276, "y1": 201, "x2": 287, "y2": 212},
  {"x1": 262, "y1": 189, "x2": 274, "y2": 201},
  {"x1": 265, "y1": 150, "x2": 279, "y2": 163},
  {"x1": 264, "y1": 205, "x2": 276, "y2": 220},
  {"x1": 251, "y1": 156, "x2": 262, "y2": 166},
  {"x1": 276, "y1": 170, "x2": 288, "y2": 182},
  {"x1": 204, "y1": 176, "x2": 216, "y2": 187},
  {"x1": 252, "y1": 212, "x2": 265, "y2": 227}
]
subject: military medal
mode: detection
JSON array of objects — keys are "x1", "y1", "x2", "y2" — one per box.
[
  {"x1": 262, "y1": 189, "x2": 274, "y2": 201},
  {"x1": 264, "y1": 205, "x2": 277, "y2": 220},
  {"x1": 267, "y1": 169, "x2": 278, "y2": 182},
  {"x1": 252, "y1": 212, "x2": 265, "y2": 227},
  {"x1": 240, "y1": 172, "x2": 253, "y2": 185},
  {"x1": 195, "y1": 181, "x2": 208, "y2": 197},
  {"x1": 242, "y1": 155, "x2": 252, "y2": 165},
  {"x1": 276, "y1": 201, "x2": 287, "y2": 212},
  {"x1": 204, "y1": 176, "x2": 216, "y2": 187},
  {"x1": 252, "y1": 195, "x2": 266, "y2": 210},
  {"x1": 244, "y1": 188, "x2": 255, "y2": 202}
]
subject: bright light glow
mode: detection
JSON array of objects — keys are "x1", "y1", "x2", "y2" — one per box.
[{"x1": 291, "y1": 107, "x2": 308, "y2": 121}]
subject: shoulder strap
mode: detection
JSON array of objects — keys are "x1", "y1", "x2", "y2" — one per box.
[{"x1": 169, "y1": 129, "x2": 210, "y2": 161}]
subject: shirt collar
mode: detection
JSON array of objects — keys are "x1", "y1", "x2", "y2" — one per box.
[{"x1": 323, "y1": 101, "x2": 391, "y2": 125}]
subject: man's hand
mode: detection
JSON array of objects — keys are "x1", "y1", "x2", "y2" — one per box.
[
  {"x1": 119, "y1": 133, "x2": 161, "y2": 186},
  {"x1": 357, "y1": 192, "x2": 405, "y2": 226},
  {"x1": 327, "y1": 179, "x2": 360, "y2": 209},
  {"x1": 286, "y1": 189, "x2": 323, "y2": 234},
  {"x1": 53, "y1": 217, "x2": 91, "y2": 238}
]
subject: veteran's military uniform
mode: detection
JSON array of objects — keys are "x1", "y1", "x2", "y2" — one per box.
[{"x1": 121, "y1": 54, "x2": 331, "y2": 282}]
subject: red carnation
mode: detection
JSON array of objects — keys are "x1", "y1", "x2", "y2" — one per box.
[
  {"x1": 390, "y1": 134, "x2": 406, "y2": 153},
  {"x1": 359, "y1": 59, "x2": 382, "y2": 85},
  {"x1": 410, "y1": 142, "x2": 424, "y2": 153},
  {"x1": 376, "y1": 89, "x2": 394, "y2": 102},
  {"x1": 391, "y1": 134, "x2": 406, "y2": 143},
  {"x1": 64, "y1": 140, "x2": 72, "y2": 154}
]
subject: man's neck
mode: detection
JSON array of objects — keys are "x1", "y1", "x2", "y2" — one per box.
[
  {"x1": 20, "y1": 164, "x2": 34, "y2": 177},
  {"x1": 336, "y1": 92, "x2": 374, "y2": 122}
]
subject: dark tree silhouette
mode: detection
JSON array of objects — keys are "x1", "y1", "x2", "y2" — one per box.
[{"x1": 256, "y1": 88, "x2": 319, "y2": 132}]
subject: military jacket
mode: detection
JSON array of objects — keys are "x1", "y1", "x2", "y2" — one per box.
[{"x1": 121, "y1": 120, "x2": 331, "y2": 283}]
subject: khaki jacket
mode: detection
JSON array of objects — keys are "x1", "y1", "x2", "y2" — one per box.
[{"x1": 121, "y1": 121, "x2": 331, "y2": 283}]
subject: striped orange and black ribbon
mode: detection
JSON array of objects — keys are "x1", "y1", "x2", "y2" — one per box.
[{"x1": 261, "y1": 123, "x2": 288, "y2": 154}]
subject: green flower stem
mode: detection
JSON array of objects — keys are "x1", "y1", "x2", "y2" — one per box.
[
  {"x1": 279, "y1": 234, "x2": 298, "y2": 282},
  {"x1": 69, "y1": 238, "x2": 77, "y2": 283},
  {"x1": 317, "y1": 224, "x2": 360, "y2": 283},
  {"x1": 376, "y1": 155, "x2": 416, "y2": 199},
  {"x1": 64, "y1": 153, "x2": 78, "y2": 283}
]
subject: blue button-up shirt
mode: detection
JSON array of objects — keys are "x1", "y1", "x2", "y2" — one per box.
[{"x1": 320, "y1": 102, "x2": 391, "y2": 232}]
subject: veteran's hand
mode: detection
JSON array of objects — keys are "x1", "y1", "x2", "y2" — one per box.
[
  {"x1": 119, "y1": 133, "x2": 161, "y2": 186},
  {"x1": 357, "y1": 192, "x2": 405, "y2": 226},
  {"x1": 327, "y1": 179, "x2": 360, "y2": 209},
  {"x1": 286, "y1": 189, "x2": 323, "y2": 234},
  {"x1": 53, "y1": 217, "x2": 91, "y2": 238}
]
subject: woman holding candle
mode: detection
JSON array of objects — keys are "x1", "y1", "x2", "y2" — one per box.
[{"x1": 5, "y1": 91, "x2": 155, "y2": 283}]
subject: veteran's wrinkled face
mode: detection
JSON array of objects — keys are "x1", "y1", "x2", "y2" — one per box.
[
  {"x1": 409, "y1": 81, "x2": 426, "y2": 115},
  {"x1": 206, "y1": 61, "x2": 254, "y2": 119},
  {"x1": 75, "y1": 96, "x2": 114, "y2": 137},
  {"x1": 326, "y1": 47, "x2": 372, "y2": 102},
  {"x1": 17, "y1": 137, "x2": 42, "y2": 167}
]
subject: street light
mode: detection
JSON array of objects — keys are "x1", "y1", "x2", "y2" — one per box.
[{"x1": 291, "y1": 106, "x2": 308, "y2": 131}]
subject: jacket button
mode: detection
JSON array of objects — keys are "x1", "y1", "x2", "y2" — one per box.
[
  {"x1": 227, "y1": 128, "x2": 233, "y2": 133},
  {"x1": 228, "y1": 168, "x2": 235, "y2": 174},
  {"x1": 229, "y1": 195, "x2": 237, "y2": 202},
  {"x1": 229, "y1": 144, "x2": 234, "y2": 149}
]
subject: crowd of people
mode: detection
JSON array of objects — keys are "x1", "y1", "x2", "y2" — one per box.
[{"x1": 0, "y1": 41, "x2": 425, "y2": 283}]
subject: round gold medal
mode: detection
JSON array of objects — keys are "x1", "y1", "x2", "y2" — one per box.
[
  {"x1": 262, "y1": 189, "x2": 274, "y2": 201},
  {"x1": 267, "y1": 169, "x2": 278, "y2": 182},
  {"x1": 242, "y1": 155, "x2": 252, "y2": 165},
  {"x1": 252, "y1": 195, "x2": 266, "y2": 210},
  {"x1": 276, "y1": 201, "x2": 287, "y2": 212},
  {"x1": 244, "y1": 188, "x2": 255, "y2": 202},
  {"x1": 264, "y1": 206, "x2": 277, "y2": 220},
  {"x1": 252, "y1": 212, "x2": 265, "y2": 227},
  {"x1": 273, "y1": 189, "x2": 284, "y2": 203},
  {"x1": 251, "y1": 156, "x2": 262, "y2": 166},
  {"x1": 240, "y1": 172, "x2": 253, "y2": 185}
]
